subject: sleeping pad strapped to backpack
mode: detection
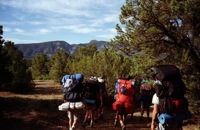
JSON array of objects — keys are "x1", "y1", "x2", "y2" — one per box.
[
  {"x1": 151, "y1": 65, "x2": 191, "y2": 123},
  {"x1": 61, "y1": 74, "x2": 84, "y2": 102},
  {"x1": 112, "y1": 78, "x2": 135, "y2": 114}
]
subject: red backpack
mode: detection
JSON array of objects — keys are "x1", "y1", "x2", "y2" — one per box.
[
  {"x1": 112, "y1": 79, "x2": 135, "y2": 114},
  {"x1": 140, "y1": 84, "x2": 151, "y2": 96}
]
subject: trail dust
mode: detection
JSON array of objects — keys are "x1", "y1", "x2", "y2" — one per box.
[{"x1": 0, "y1": 80, "x2": 199, "y2": 130}]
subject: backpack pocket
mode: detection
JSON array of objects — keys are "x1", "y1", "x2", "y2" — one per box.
[
  {"x1": 64, "y1": 92, "x2": 82, "y2": 102},
  {"x1": 85, "y1": 92, "x2": 97, "y2": 100},
  {"x1": 112, "y1": 100, "x2": 124, "y2": 112},
  {"x1": 159, "y1": 98, "x2": 188, "y2": 114}
]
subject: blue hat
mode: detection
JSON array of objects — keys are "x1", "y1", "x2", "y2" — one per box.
[{"x1": 141, "y1": 79, "x2": 147, "y2": 83}]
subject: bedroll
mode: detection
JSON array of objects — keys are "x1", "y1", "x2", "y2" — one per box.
[{"x1": 62, "y1": 73, "x2": 84, "y2": 84}]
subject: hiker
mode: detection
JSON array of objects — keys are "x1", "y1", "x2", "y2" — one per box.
[
  {"x1": 82, "y1": 76, "x2": 101, "y2": 128},
  {"x1": 139, "y1": 79, "x2": 152, "y2": 121},
  {"x1": 97, "y1": 76, "x2": 107, "y2": 119},
  {"x1": 150, "y1": 65, "x2": 191, "y2": 130},
  {"x1": 151, "y1": 92, "x2": 160, "y2": 130},
  {"x1": 112, "y1": 74, "x2": 136, "y2": 130},
  {"x1": 59, "y1": 74, "x2": 84, "y2": 130}
]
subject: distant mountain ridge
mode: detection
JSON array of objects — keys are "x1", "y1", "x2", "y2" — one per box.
[{"x1": 15, "y1": 40, "x2": 109, "y2": 59}]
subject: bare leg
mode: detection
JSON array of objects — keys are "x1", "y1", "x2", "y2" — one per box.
[
  {"x1": 119, "y1": 115, "x2": 124, "y2": 126},
  {"x1": 119, "y1": 114, "x2": 126, "y2": 130},
  {"x1": 82, "y1": 109, "x2": 89, "y2": 128},
  {"x1": 114, "y1": 111, "x2": 118, "y2": 126},
  {"x1": 90, "y1": 109, "x2": 95, "y2": 127},
  {"x1": 71, "y1": 114, "x2": 78, "y2": 129},
  {"x1": 68, "y1": 111, "x2": 73, "y2": 129},
  {"x1": 147, "y1": 107, "x2": 150, "y2": 119},
  {"x1": 140, "y1": 101, "x2": 144, "y2": 120}
]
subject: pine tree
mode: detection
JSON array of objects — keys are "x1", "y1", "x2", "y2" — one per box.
[
  {"x1": 3, "y1": 41, "x2": 32, "y2": 91},
  {"x1": 49, "y1": 50, "x2": 69, "y2": 82},
  {"x1": 110, "y1": 0, "x2": 200, "y2": 112},
  {"x1": 32, "y1": 53, "x2": 49, "y2": 79},
  {"x1": 111, "y1": 0, "x2": 200, "y2": 68},
  {"x1": 0, "y1": 25, "x2": 13, "y2": 88}
]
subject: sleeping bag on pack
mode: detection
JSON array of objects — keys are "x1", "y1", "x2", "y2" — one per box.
[
  {"x1": 58, "y1": 102, "x2": 84, "y2": 111},
  {"x1": 62, "y1": 73, "x2": 84, "y2": 84}
]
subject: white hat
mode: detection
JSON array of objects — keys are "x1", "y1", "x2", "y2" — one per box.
[{"x1": 98, "y1": 77, "x2": 104, "y2": 83}]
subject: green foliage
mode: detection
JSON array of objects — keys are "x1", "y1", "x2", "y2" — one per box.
[
  {"x1": 110, "y1": 0, "x2": 200, "y2": 112},
  {"x1": 3, "y1": 0, "x2": 197, "y2": 110},
  {"x1": 0, "y1": 26, "x2": 13, "y2": 88},
  {"x1": 32, "y1": 53, "x2": 49, "y2": 80},
  {"x1": 49, "y1": 50, "x2": 69, "y2": 82},
  {"x1": 3, "y1": 41, "x2": 33, "y2": 91},
  {"x1": 0, "y1": 25, "x2": 33, "y2": 92}
]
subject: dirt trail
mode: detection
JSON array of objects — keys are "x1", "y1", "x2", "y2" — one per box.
[{"x1": 0, "y1": 80, "x2": 199, "y2": 130}]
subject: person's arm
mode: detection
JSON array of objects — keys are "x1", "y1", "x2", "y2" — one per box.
[{"x1": 151, "y1": 104, "x2": 158, "y2": 130}]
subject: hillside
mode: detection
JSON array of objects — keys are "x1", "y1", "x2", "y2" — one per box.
[{"x1": 15, "y1": 40, "x2": 109, "y2": 59}]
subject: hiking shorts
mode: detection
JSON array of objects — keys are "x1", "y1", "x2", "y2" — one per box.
[
  {"x1": 84, "y1": 98, "x2": 100, "y2": 111},
  {"x1": 141, "y1": 100, "x2": 151, "y2": 109}
]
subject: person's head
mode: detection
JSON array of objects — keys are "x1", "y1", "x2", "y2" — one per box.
[
  {"x1": 98, "y1": 77, "x2": 104, "y2": 83},
  {"x1": 141, "y1": 79, "x2": 147, "y2": 84}
]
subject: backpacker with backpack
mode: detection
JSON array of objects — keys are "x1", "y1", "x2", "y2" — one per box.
[
  {"x1": 112, "y1": 76, "x2": 136, "y2": 114},
  {"x1": 58, "y1": 73, "x2": 84, "y2": 111},
  {"x1": 83, "y1": 76, "x2": 100, "y2": 105},
  {"x1": 139, "y1": 80, "x2": 151, "y2": 101},
  {"x1": 151, "y1": 65, "x2": 191, "y2": 125}
]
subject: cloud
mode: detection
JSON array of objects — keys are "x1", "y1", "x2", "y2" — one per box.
[
  {"x1": 29, "y1": 21, "x2": 44, "y2": 25},
  {"x1": 14, "y1": 28, "x2": 25, "y2": 33},
  {"x1": 62, "y1": 25, "x2": 98, "y2": 34},
  {"x1": 97, "y1": 28, "x2": 117, "y2": 39},
  {"x1": 38, "y1": 28, "x2": 52, "y2": 34},
  {"x1": 0, "y1": 0, "x2": 125, "y2": 44},
  {"x1": 97, "y1": 34, "x2": 116, "y2": 39},
  {"x1": 0, "y1": 0, "x2": 123, "y2": 17},
  {"x1": 4, "y1": 37, "x2": 40, "y2": 43},
  {"x1": 3, "y1": 27, "x2": 11, "y2": 32}
]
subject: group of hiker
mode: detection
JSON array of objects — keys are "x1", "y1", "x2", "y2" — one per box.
[
  {"x1": 59, "y1": 75, "x2": 107, "y2": 130},
  {"x1": 58, "y1": 65, "x2": 192, "y2": 130}
]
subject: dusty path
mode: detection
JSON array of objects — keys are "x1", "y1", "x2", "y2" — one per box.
[{"x1": 0, "y1": 80, "x2": 199, "y2": 130}]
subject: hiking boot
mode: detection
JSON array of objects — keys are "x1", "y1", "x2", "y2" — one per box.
[
  {"x1": 122, "y1": 125, "x2": 126, "y2": 130},
  {"x1": 114, "y1": 119, "x2": 118, "y2": 126},
  {"x1": 70, "y1": 126, "x2": 75, "y2": 130}
]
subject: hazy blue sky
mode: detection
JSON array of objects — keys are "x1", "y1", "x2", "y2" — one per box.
[{"x1": 0, "y1": 0, "x2": 125, "y2": 44}]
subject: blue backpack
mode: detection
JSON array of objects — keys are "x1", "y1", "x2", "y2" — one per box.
[{"x1": 61, "y1": 74, "x2": 84, "y2": 102}]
